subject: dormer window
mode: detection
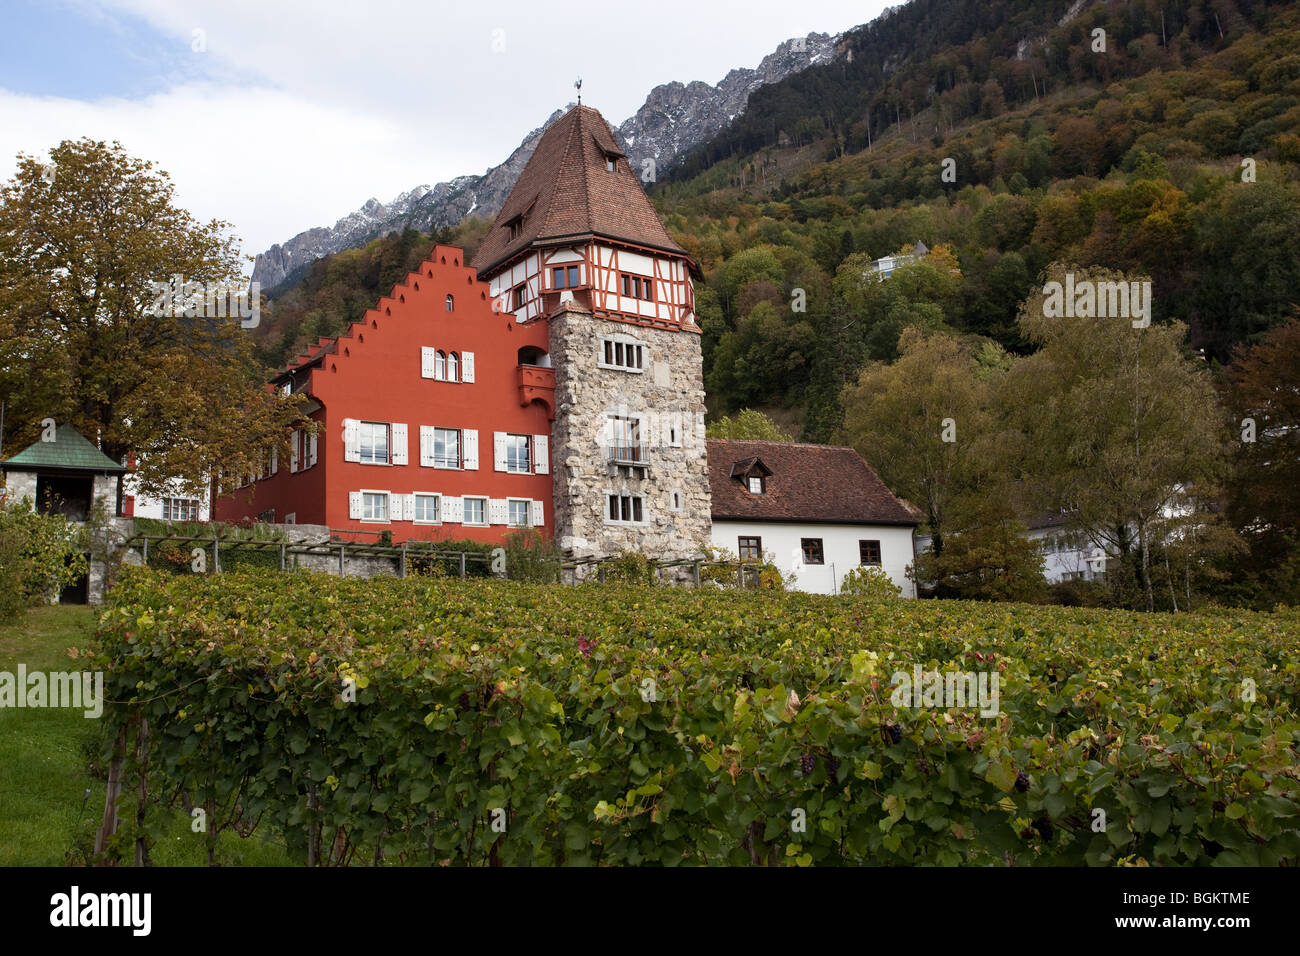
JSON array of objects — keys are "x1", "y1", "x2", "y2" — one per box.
[
  {"x1": 730, "y1": 456, "x2": 773, "y2": 494},
  {"x1": 605, "y1": 155, "x2": 616, "y2": 173},
  {"x1": 505, "y1": 215, "x2": 523, "y2": 241}
]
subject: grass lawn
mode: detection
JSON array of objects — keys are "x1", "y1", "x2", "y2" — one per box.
[{"x1": 0, "y1": 605, "x2": 291, "y2": 866}]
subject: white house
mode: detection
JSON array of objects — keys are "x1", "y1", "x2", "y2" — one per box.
[
  {"x1": 707, "y1": 439, "x2": 920, "y2": 596},
  {"x1": 864, "y1": 239, "x2": 928, "y2": 280},
  {"x1": 1023, "y1": 514, "x2": 1108, "y2": 583},
  {"x1": 123, "y1": 472, "x2": 211, "y2": 523}
]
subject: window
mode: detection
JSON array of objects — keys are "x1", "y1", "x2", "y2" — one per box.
[
  {"x1": 413, "y1": 494, "x2": 440, "y2": 523},
  {"x1": 620, "y1": 274, "x2": 654, "y2": 300},
  {"x1": 505, "y1": 434, "x2": 531, "y2": 474},
  {"x1": 506, "y1": 217, "x2": 522, "y2": 241},
  {"x1": 435, "y1": 350, "x2": 447, "y2": 380},
  {"x1": 607, "y1": 415, "x2": 644, "y2": 463},
  {"x1": 607, "y1": 493, "x2": 644, "y2": 523},
  {"x1": 358, "y1": 422, "x2": 389, "y2": 464},
  {"x1": 738, "y1": 536, "x2": 762, "y2": 561},
  {"x1": 513, "y1": 283, "x2": 527, "y2": 311},
  {"x1": 859, "y1": 540, "x2": 882, "y2": 566},
  {"x1": 801, "y1": 538, "x2": 825, "y2": 565},
  {"x1": 362, "y1": 492, "x2": 388, "y2": 522},
  {"x1": 605, "y1": 156, "x2": 616, "y2": 172},
  {"x1": 445, "y1": 294, "x2": 454, "y2": 311},
  {"x1": 669, "y1": 490, "x2": 682, "y2": 512},
  {"x1": 599, "y1": 336, "x2": 644, "y2": 371},
  {"x1": 162, "y1": 498, "x2": 199, "y2": 522},
  {"x1": 463, "y1": 496, "x2": 486, "y2": 525},
  {"x1": 553, "y1": 265, "x2": 580, "y2": 289},
  {"x1": 747, "y1": 476, "x2": 765, "y2": 494},
  {"x1": 433, "y1": 427, "x2": 461, "y2": 468},
  {"x1": 447, "y1": 351, "x2": 459, "y2": 382},
  {"x1": 508, "y1": 499, "x2": 529, "y2": 527}
]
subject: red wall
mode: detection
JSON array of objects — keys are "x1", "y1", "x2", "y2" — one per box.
[{"x1": 215, "y1": 245, "x2": 554, "y2": 544}]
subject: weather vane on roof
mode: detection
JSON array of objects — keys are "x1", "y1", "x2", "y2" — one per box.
[{"x1": 575, "y1": 77, "x2": 582, "y2": 105}]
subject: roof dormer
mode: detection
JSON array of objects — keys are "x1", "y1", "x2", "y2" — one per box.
[{"x1": 730, "y1": 456, "x2": 773, "y2": 494}]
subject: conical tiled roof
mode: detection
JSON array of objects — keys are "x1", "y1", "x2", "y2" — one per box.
[{"x1": 472, "y1": 105, "x2": 688, "y2": 277}]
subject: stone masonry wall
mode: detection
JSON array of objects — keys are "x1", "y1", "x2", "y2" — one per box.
[{"x1": 549, "y1": 307, "x2": 712, "y2": 561}]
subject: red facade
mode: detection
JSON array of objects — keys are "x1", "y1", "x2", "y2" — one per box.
[{"x1": 214, "y1": 245, "x2": 555, "y2": 544}]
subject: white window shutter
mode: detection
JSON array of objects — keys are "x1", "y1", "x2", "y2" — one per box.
[
  {"x1": 344, "y1": 418, "x2": 360, "y2": 462},
  {"x1": 290, "y1": 430, "x2": 300, "y2": 472},
  {"x1": 489, "y1": 498, "x2": 508, "y2": 525},
  {"x1": 270, "y1": 446, "x2": 278, "y2": 475},
  {"x1": 462, "y1": 351, "x2": 475, "y2": 383},
  {"x1": 308, "y1": 432, "x2": 318, "y2": 467},
  {"x1": 400, "y1": 493, "x2": 414, "y2": 520},
  {"x1": 391, "y1": 423, "x2": 409, "y2": 465},
  {"x1": 463, "y1": 429, "x2": 479, "y2": 470},
  {"x1": 421, "y1": 346, "x2": 435, "y2": 379},
  {"x1": 419, "y1": 426, "x2": 434, "y2": 467},
  {"x1": 533, "y1": 434, "x2": 549, "y2": 474},
  {"x1": 529, "y1": 499, "x2": 544, "y2": 527},
  {"x1": 348, "y1": 492, "x2": 362, "y2": 519},
  {"x1": 442, "y1": 495, "x2": 461, "y2": 521},
  {"x1": 493, "y1": 432, "x2": 507, "y2": 472}
]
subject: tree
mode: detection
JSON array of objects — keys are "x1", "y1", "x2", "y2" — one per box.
[
  {"x1": 842, "y1": 329, "x2": 998, "y2": 555},
  {"x1": 706, "y1": 409, "x2": 793, "y2": 441},
  {"x1": 0, "y1": 139, "x2": 306, "y2": 498},
  {"x1": 1007, "y1": 264, "x2": 1230, "y2": 610},
  {"x1": 1220, "y1": 315, "x2": 1300, "y2": 605}
]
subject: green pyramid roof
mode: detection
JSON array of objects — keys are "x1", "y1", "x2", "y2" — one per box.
[{"x1": 2, "y1": 424, "x2": 126, "y2": 474}]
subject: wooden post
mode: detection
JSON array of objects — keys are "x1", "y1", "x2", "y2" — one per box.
[
  {"x1": 134, "y1": 716, "x2": 151, "y2": 867},
  {"x1": 94, "y1": 724, "x2": 128, "y2": 858},
  {"x1": 279, "y1": 541, "x2": 286, "y2": 571},
  {"x1": 213, "y1": 533, "x2": 220, "y2": 573},
  {"x1": 307, "y1": 786, "x2": 320, "y2": 868},
  {"x1": 400, "y1": 542, "x2": 407, "y2": 579},
  {"x1": 339, "y1": 542, "x2": 345, "y2": 577},
  {"x1": 693, "y1": 562, "x2": 700, "y2": 588},
  {"x1": 459, "y1": 552, "x2": 466, "y2": 579},
  {"x1": 142, "y1": 537, "x2": 148, "y2": 563}
]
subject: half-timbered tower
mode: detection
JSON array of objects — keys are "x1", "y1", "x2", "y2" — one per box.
[{"x1": 473, "y1": 104, "x2": 711, "y2": 561}]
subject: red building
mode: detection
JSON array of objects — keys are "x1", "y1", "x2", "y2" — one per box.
[
  {"x1": 213, "y1": 245, "x2": 556, "y2": 542},
  {"x1": 216, "y1": 103, "x2": 710, "y2": 556}
]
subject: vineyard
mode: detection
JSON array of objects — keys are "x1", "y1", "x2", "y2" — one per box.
[{"x1": 91, "y1": 568, "x2": 1300, "y2": 865}]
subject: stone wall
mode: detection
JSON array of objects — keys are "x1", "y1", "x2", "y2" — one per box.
[{"x1": 548, "y1": 306, "x2": 712, "y2": 561}]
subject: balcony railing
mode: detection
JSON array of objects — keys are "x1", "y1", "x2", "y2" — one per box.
[{"x1": 605, "y1": 443, "x2": 649, "y2": 466}]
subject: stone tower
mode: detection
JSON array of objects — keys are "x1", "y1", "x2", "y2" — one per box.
[{"x1": 471, "y1": 105, "x2": 711, "y2": 561}]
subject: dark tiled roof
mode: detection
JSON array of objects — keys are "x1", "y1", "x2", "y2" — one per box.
[
  {"x1": 471, "y1": 105, "x2": 689, "y2": 277},
  {"x1": 708, "y1": 439, "x2": 918, "y2": 526},
  {"x1": 2, "y1": 423, "x2": 126, "y2": 473}
]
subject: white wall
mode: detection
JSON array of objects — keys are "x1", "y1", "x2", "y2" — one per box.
[
  {"x1": 123, "y1": 473, "x2": 211, "y2": 522},
  {"x1": 711, "y1": 520, "x2": 917, "y2": 597}
]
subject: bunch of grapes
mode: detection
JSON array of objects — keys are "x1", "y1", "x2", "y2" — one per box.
[{"x1": 800, "y1": 753, "x2": 817, "y2": 775}]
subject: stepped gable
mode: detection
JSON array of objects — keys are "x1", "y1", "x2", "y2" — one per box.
[
  {"x1": 472, "y1": 105, "x2": 689, "y2": 277},
  {"x1": 707, "y1": 439, "x2": 919, "y2": 526}
]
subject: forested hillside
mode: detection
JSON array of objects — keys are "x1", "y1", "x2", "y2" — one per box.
[
  {"x1": 655, "y1": 0, "x2": 1300, "y2": 437},
  {"x1": 258, "y1": 0, "x2": 1300, "y2": 443}
]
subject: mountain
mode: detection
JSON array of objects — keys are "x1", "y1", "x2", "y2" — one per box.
[{"x1": 250, "y1": 31, "x2": 840, "y2": 290}]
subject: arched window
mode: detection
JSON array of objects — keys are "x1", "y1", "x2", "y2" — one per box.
[
  {"x1": 447, "y1": 351, "x2": 459, "y2": 382},
  {"x1": 435, "y1": 350, "x2": 446, "y2": 381},
  {"x1": 445, "y1": 294, "x2": 454, "y2": 312}
]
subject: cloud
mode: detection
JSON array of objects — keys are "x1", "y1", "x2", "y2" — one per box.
[{"x1": 0, "y1": 83, "x2": 489, "y2": 262}]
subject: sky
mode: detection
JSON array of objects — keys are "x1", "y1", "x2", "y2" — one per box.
[{"x1": 0, "y1": 0, "x2": 889, "y2": 266}]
